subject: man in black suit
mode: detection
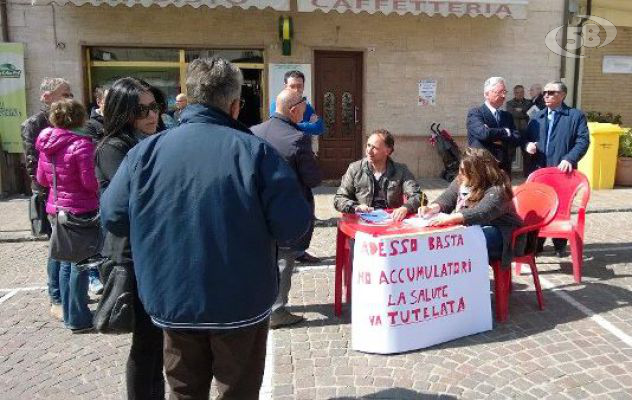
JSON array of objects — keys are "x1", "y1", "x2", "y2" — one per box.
[{"x1": 467, "y1": 76, "x2": 521, "y2": 176}]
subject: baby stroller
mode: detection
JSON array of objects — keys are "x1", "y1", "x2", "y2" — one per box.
[{"x1": 428, "y1": 122, "x2": 461, "y2": 182}]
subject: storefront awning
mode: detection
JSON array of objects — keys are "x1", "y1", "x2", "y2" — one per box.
[
  {"x1": 30, "y1": 0, "x2": 290, "y2": 10},
  {"x1": 297, "y1": 0, "x2": 528, "y2": 19}
]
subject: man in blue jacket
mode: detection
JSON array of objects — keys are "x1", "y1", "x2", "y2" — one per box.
[
  {"x1": 100, "y1": 57, "x2": 312, "y2": 399},
  {"x1": 525, "y1": 81, "x2": 590, "y2": 256},
  {"x1": 467, "y1": 76, "x2": 522, "y2": 177},
  {"x1": 252, "y1": 89, "x2": 323, "y2": 329},
  {"x1": 269, "y1": 70, "x2": 323, "y2": 136},
  {"x1": 269, "y1": 70, "x2": 324, "y2": 264}
]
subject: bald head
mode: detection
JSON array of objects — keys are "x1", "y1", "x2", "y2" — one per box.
[
  {"x1": 275, "y1": 89, "x2": 306, "y2": 123},
  {"x1": 175, "y1": 93, "x2": 187, "y2": 110}
]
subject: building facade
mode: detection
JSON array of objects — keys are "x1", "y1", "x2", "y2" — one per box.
[
  {"x1": 4, "y1": 0, "x2": 565, "y2": 179},
  {"x1": 575, "y1": 1, "x2": 632, "y2": 126}
]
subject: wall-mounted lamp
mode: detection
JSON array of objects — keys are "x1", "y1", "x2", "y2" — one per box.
[{"x1": 278, "y1": 16, "x2": 293, "y2": 56}]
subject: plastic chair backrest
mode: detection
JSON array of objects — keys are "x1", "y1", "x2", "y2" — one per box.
[
  {"x1": 526, "y1": 167, "x2": 590, "y2": 221},
  {"x1": 512, "y1": 182, "x2": 559, "y2": 231}
]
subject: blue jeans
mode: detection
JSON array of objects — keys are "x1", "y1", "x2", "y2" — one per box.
[
  {"x1": 59, "y1": 262, "x2": 92, "y2": 330},
  {"x1": 47, "y1": 257, "x2": 61, "y2": 304},
  {"x1": 482, "y1": 225, "x2": 503, "y2": 262}
]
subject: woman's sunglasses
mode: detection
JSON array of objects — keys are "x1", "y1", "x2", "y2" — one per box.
[{"x1": 137, "y1": 102, "x2": 161, "y2": 118}]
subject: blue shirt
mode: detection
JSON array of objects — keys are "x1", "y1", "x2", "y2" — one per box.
[{"x1": 269, "y1": 101, "x2": 324, "y2": 136}]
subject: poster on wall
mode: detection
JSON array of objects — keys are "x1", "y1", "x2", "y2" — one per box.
[
  {"x1": 0, "y1": 43, "x2": 27, "y2": 153},
  {"x1": 418, "y1": 79, "x2": 437, "y2": 106},
  {"x1": 351, "y1": 226, "x2": 492, "y2": 354},
  {"x1": 268, "y1": 64, "x2": 312, "y2": 116},
  {"x1": 603, "y1": 56, "x2": 632, "y2": 74}
]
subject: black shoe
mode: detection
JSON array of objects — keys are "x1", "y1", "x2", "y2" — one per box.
[
  {"x1": 270, "y1": 310, "x2": 305, "y2": 329},
  {"x1": 296, "y1": 252, "x2": 320, "y2": 264},
  {"x1": 71, "y1": 326, "x2": 94, "y2": 334}
]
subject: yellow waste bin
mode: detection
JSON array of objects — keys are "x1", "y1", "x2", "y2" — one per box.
[{"x1": 578, "y1": 122, "x2": 623, "y2": 190}]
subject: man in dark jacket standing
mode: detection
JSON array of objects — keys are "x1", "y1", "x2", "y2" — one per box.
[
  {"x1": 21, "y1": 78, "x2": 73, "y2": 235},
  {"x1": 525, "y1": 81, "x2": 590, "y2": 256},
  {"x1": 467, "y1": 77, "x2": 521, "y2": 177},
  {"x1": 100, "y1": 57, "x2": 311, "y2": 399},
  {"x1": 20, "y1": 77, "x2": 72, "y2": 321},
  {"x1": 251, "y1": 89, "x2": 323, "y2": 329}
]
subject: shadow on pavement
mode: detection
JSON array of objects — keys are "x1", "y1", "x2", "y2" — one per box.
[
  {"x1": 331, "y1": 387, "x2": 457, "y2": 399},
  {"x1": 537, "y1": 241, "x2": 632, "y2": 281}
]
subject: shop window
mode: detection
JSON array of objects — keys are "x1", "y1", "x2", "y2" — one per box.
[
  {"x1": 90, "y1": 47, "x2": 179, "y2": 62},
  {"x1": 184, "y1": 49, "x2": 263, "y2": 64},
  {"x1": 91, "y1": 66, "x2": 180, "y2": 109},
  {"x1": 87, "y1": 46, "x2": 265, "y2": 127}
]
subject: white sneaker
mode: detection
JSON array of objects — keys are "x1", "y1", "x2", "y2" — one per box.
[{"x1": 50, "y1": 304, "x2": 63, "y2": 321}]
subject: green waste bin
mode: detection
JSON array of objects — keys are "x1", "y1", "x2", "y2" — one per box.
[{"x1": 578, "y1": 122, "x2": 623, "y2": 190}]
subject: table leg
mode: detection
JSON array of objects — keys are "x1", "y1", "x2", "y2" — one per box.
[{"x1": 344, "y1": 240, "x2": 352, "y2": 304}]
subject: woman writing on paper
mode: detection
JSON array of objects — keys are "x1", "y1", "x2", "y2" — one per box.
[{"x1": 419, "y1": 148, "x2": 524, "y2": 266}]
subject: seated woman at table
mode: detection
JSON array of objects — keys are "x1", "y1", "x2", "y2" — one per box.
[
  {"x1": 419, "y1": 147, "x2": 524, "y2": 267},
  {"x1": 333, "y1": 129, "x2": 425, "y2": 222}
]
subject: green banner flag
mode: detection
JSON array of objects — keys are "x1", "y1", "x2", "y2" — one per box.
[{"x1": 0, "y1": 43, "x2": 27, "y2": 154}]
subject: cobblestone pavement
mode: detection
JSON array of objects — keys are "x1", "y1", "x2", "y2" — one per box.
[{"x1": 1, "y1": 184, "x2": 632, "y2": 399}]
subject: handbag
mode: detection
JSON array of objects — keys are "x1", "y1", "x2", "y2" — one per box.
[
  {"x1": 93, "y1": 258, "x2": 135, "y2": 334},
  {"x1": 29, "y1": 191, "x2": 52, "y2": 237},
  {"x1": 48, "y1": 155, "x2": 102, "y2": 263}
]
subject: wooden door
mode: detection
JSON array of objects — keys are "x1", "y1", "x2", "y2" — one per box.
[{"x1": 314, "y1": 51, "x2": 363, "y2": 179}]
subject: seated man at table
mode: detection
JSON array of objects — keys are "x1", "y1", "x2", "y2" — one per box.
[
  {"x1": 334, "y1": 129, "x2": 424, "y2": 221},
  {"x1": 418, "y1": 148, "x2": 524, "y2": 267}
]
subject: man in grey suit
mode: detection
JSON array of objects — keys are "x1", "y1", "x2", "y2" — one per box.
[{"x1": 251, "y1": 90, "x2": 323, "y2": 329}]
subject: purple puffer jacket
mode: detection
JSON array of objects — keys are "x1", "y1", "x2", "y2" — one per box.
[{"x1": 36, "y1": 127, "x2": 99, "y2": 215}]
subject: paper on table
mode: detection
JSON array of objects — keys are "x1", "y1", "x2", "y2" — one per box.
[
  {"x1": 402, "y1": 213, "x2": 450, "y2": 227},
  {"x1": 358, "y1": 209, "x2": 392, "y2": 224}
]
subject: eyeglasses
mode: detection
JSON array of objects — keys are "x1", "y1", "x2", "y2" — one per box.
[
  {"x1": 137, "y1": 102, "x2": 161, "y2": 118},
  {"x1": 543, "y1": 90, "x2": 561, "y2": 96},
  {"x1": 290, "y1": 96, "x2": 307, "y2": 108},
  {"x1": 239, "y1": 98, "x2": 246, "y2": 110},
  {"x1": 491, "y1": 89, "x2": 508, "y2": 95}
]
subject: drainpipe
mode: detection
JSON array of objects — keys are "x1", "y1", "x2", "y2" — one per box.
[
  {"x1": 560, "y1": 0, "x2": 570, "y2": 80},
  {"x1": 0, "y1": 0, "x2": 9, "y2": 42},
  {"x1": 572, "y1": 0, "x2": 592, "y2": 108}
]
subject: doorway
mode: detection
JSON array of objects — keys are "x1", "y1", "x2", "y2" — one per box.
[{"x1": 314, "y1": 51, "x2": 363, "y2": 179}]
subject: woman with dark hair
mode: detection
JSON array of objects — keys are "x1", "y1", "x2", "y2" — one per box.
[
  {"x1": 95, "y1": 77, "x2": 165, "y2": 399},
  {"x1": 419, "y1": 147, "x2": 524, "y2": 267}
]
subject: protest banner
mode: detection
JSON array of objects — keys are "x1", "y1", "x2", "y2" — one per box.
[{"x1": 352, "y1": 226, "x2": 492, "y2": 354}]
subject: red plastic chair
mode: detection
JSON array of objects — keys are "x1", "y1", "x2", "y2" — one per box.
[
  {"x1": 491, "y1": 182, "x2": 559, "y2": 322},
  {"x1": 526, "y1": 168, "x2": 591, "y2": 283}
]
